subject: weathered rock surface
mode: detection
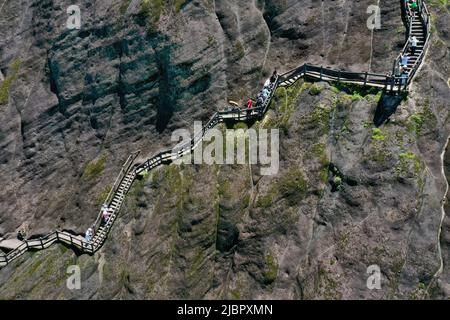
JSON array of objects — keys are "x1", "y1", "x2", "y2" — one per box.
[{"x1": 0, "y1": 0, "x2": 449, "y2": 299}]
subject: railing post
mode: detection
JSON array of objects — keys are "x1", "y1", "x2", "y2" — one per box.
[
  {"x1": 338, "y1": 70, "x2": 341, "y2": 82},
  {"x1": 320, "y1": 66, "x2": 323, "y2": 80},
  {"x1": 40, "y1": 238, "x2": 44, "y2": 249},
  {"x1": 364, "y1": 72, "x2": 368, "y2": 86}
]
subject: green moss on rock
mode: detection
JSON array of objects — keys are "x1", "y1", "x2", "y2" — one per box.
[
  {"x1": 82, "y1": 155, "x2": 107, "y2": 181},
  {"x1": 0, "y1": 59, "x2": 22, "y2": 105}
]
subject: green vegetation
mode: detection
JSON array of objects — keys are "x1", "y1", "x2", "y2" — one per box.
[
  {"x1": 207, "y1": 34, "x2": 217, "y2": 47},
  {"x1": 309, "y1": 83, "x2": 322, "y2": 96},
  {"x1": 312, "y1": 143, "x2": 329, "y2": 183},
  {"x1": 310, "y1": 103, "x2": 332, "y2": 133},
  {"x1": 0, "y1": 59, "x2": 22, "y2": 105},
  {"x1": 429, "y1": 0, "x2": 449, "y2": 7},
  {"x1": 337, "y1": 231, "x2": 350, "y2": 252},
  {"x1": 264, "y1": 254, "x2": 278, "y2": 285},
  {"x1": 395, "y1": 152, "x2": 422, "y2": 179},
  {"x1": 140, "y1": 0, "x2": 164, "y2": 25},
  {"x1": 174, "y1": 0, "x2": 187, "y2": 12},
  {"x1": 257, "y1": 187, "x2": 277, "y2": 208},
  {"x1": 407, "y1": 114, "x2": 424, "y2": 135},
  {"x1": 233, "y1": 122, "x2": 248, "y2": 130},
  {"x1": 129, "y1": 176, "x2": 146, "y2": 199},
  {"x1": 217, "y1": 178, "x2": 230, "y2": 198},
  {"x1": 257, "y1": 166, "x2": 308, "y2": 208},
  {"x1": 119, "y1": 0, "x2": 132, "y2": 14},
  {"x1": 161, "y1": 164, "x2": 193, "y2": 212},
  {"x1": 187, "y1": 249, "x2": 205, "y2": 280},
  {"x1": 330, "y1": 86, "x2": 340, "y2": 94},
  {"x1": 334, "y1": 94, "x2": 352, "y2": 109},
  {"x1": 371, "y1": 128, "x2": 386, "y2": 141},
  {"x1": 316, "y1": 266, "x2": 342, "y2": 300},
  {"x1": 230, "y1": 289, "x2": 241, "y2": 300},
  {"x1": 233, "y1": 41, "x2": 245, "y2": 60},
  {"x1": 367, "y1": 90, "x2": 383, "y2": 104},
  {"x1": 351, "y1": 91, "x2": 363, "y2": 102},
  {"x1": 82, "y1": 155, "x2": 107, "y2": 181},
  {"x1": 278, "y1": 167, "x2": 308, "y2": 198},
  {"x1": 96, "y1": 185, "x2": 112, "y2": 205},
  {"x1": 333, "y1": 176, "x2": 342, "y2": 188},
  {"x1": 330, "y1": 81, "x2": 382, "y2": 97},
  {"x1": 264, "y1": 82, "x2": 302, "y2": 133},
  {"x1": 406, "y1": 104, "x2": 436, "y2": 137},
  {"x1": 387, "y1": 255, "x2": 406, "y2": 297},
  {"x1": 368, "y1": 128, "x2": 391, "y2": 163}
]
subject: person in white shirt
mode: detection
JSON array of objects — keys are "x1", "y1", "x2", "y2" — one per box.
[{"x1": 410, "y1": 36, "x2": 418, "y2": 54}]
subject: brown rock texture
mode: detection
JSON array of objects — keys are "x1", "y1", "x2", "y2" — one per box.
[{"x1": 0, "y1": 0, "x2": 449, "y2": 299}]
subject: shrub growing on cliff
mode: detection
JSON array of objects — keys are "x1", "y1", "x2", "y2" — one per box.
[
  {"x1": 0, "y1": 59, "x2": 21, "y2": 105},
  {"x1": 82, "y1": 155, "x2": 107, "y2": 181},
  {"x1": 278, "y1": 167, "x2": 308, "y2": 198},
  {"x1": 309, "y1": 83, "x2": 322, "y2": 96},
  {"x1": 264, "y1": 254, "x2": 279, "y2": 285},
  {"x1": 233, "y1": 41, "x2": 245, "y2": 60},
  {"x1": 371, "y1": 128, "x2": 386, "y2": 141}
]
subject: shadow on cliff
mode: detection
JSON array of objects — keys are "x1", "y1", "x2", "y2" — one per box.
[{"x1": 373, "y1": 92, "x2": 406, "y2": 127}]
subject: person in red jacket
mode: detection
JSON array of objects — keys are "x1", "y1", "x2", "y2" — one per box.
[{"x1": 247, "y1": 99, "x2": 253, "y2": 117}]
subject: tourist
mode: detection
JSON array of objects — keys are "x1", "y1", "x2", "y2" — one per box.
[
  {"x1": 85, "y1": 228, "x2": 93, "y2": 242},
  {"x1": 17, "y1": 229, "x2": 26, "y2": 241},
  {"x1": 102, "y1": 204, "x2": 111, "y2": 225},
  {"x1": 401, "y1": 53, "x2": 409, "y2": 67},
  {"x1": 399, "y1": 65, "x2": 405, "y2": 74},
  {"x1": 262, "y1": 87, "x2": 270, "y2": 99},
  {"x1": 246, "y1": 99, "x2": 253, "y2": 116},
  {"x1": 270, "y1": 69, "x2": 278, "y2": 84},
  {"x1": 257, "y1": 94, "x2": 264, "y2": 107},
  {"x1": 410, "y1": 36, "x2": 418, "y2": 55},
  {"x1": 400, "y1": 70, "x2": 409, "y2": 86},
  {"x1": 247, "y1": 99, "x2": 253, "y2": 109},
  {"x1": 410, "y1": 1, "x2": 418, "y2": 11}
]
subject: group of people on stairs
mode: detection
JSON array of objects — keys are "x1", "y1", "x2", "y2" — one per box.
[
  {"x1": 84, "y1": 204, "x2": 111, "y2": 243},
  {"x1": 394, "y1": 0, "x2": 422, "y2": 86},
  {"x1": 246, "y1": 70, "x2": 278, "y2": 114},
  {"x1": 397, "y1": 35, "x2": 420, "y2": 85}
]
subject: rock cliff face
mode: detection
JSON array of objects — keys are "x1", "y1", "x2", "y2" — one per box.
[{"x1": 0, "y1": 0, "x2": 449, "y2": 299}]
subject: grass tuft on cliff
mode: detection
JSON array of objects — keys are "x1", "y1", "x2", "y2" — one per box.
[
  {"x1": 82, "y1": 155, "x2": 107, "y2": 181},
  {"x1": 0, "y1": 59, "x2": 22, "y2": 105}
]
